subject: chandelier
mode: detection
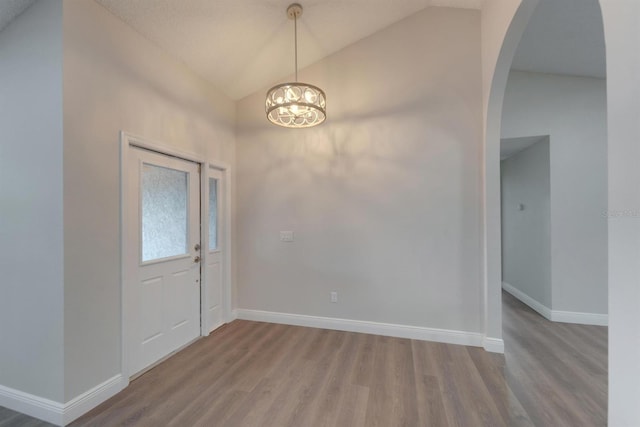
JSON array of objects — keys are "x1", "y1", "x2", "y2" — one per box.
[{"x1": 265, "y1": 4, "x2": 326, "y2": 128}]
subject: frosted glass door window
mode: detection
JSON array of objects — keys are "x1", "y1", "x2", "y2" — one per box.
[
  {"x1": 142, "y1": 163, "x2": 188, "y2": 261},
  {"x1": 209, "y1": 177, "x2": 218, "y2": 250}
]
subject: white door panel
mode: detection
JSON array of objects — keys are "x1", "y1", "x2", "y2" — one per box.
[
  {"x1": 206, "y1": 258, "x2": 222, "y2": 326},
  {"x1": 128, "y1": 147, "x2": 201, "y2": 376},
  {"x1": 206, "y1": 261, "x2": 221, "y2": 309},
  {"x1": 205, "y1": 170, "x2": 224, "y2": 332}
]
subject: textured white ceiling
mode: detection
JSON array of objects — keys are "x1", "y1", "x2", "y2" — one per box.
[
  {"x1": 0, "y1": 0, "x2": 36, "y2": 33},
  {"x1": 511, "y1": 0, "x2": 606, "y2": 79},
  {"x1": 94, "y1": 0, "x2": 482, "y2": 100}
]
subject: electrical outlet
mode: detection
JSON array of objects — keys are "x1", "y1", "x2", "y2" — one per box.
[
  {"x1": 330, "y1": 291, "x2": 338, "y2": 303},
  {"x1": 280, "y1": 231, "x2": 294, "y2": 242}
]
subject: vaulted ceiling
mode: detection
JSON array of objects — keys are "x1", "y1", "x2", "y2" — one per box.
[
  {"x1": 511, "y1": 0, "x2": 606, "y2": 79},
  {"x1": 93, "y1": 0, "x2": 482, "y2": 100},
  {"x1": 1, "y1": 0, "x2": 606, "y2": 101}
]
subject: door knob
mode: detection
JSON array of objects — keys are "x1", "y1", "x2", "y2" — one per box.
[
  {"x1": 194, "y1": 243, "x2": 201, "y2": 251},
  {"x1": 194, "y1": 256, "x2": 201, "y2": 263}
]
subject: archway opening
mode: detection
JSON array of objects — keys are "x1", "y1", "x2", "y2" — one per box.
[{"x1": 485, "y1": 0, "x2": 608, "y2": 424}]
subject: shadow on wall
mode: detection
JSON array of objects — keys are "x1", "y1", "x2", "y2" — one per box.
[
  {"x1": 240, "y1": 97, "x2": 476, "y2": 233},
  {"x1": 237, "y1": 96, "x2": 482, "y2": 327}
]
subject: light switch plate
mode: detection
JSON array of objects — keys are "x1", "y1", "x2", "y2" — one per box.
[{"x1": 280, "y1": 231, "x2": 294, "y2": 242}]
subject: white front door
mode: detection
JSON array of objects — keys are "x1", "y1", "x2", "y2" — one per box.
[{"x1": 127, "y1": 147, "x2": 201, "y2": 376}]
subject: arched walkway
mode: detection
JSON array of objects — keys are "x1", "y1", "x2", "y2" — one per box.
[{"x1": 484, "y1": 0, "x2": 640, "y2": 424}]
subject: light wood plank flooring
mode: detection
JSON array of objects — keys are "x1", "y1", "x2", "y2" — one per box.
[{"x1": 1, "y1": 291, "x2": 607, "y2": 426}]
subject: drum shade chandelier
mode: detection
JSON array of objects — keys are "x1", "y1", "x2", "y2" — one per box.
[{"x1": 265, "y1": 3, "x2": 326, "y2": 128}]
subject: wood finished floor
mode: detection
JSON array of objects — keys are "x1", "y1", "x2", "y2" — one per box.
[{"x1": 1, "y1": 291, "x2": 607, "y2": 426}]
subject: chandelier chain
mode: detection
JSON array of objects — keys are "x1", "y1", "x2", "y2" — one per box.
[{"x1": 294, "y1": 12, "x2": 298, "y2": 82}]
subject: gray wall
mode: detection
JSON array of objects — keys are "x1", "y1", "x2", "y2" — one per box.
[
  {"x1": 502, "y1": 71, "x2": 607, "y2": 315},
  {"x1": 236, "y1": 8, "x2": 484, "y2": 332},
  {"x1": 0, "y1": 0, "x2": 64, "y2": 402},
  {"x1": 62, "y1": 0, "x2": 236, "y2": 401},
  {"x1": 601, "y1": 0, "x2": 640, "y2": 421},
  {"x1": 501, "y1": 138, "x2": 551, "y2": 306}
]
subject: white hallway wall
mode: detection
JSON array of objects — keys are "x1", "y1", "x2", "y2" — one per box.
[
  {"x1": 601, "y1": 0, "x2": 640, "y2": 423},
  {"x1": 236, "y1": 8, "x2": 484, "y2": 335},
  {"x1": 501, "y1": 138, "x2": 551, "y2": 308},
  {"x1": 501, "y1": 71, "x2": 607, "y2": 316},
  {"x1": 0, "y1": 0, "x2": 64, "y2": 403},
  {"x1": 62, "y1": 0, "x2": 236, "y2": 405}
]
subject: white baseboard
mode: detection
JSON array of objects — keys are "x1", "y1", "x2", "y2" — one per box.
[
  {"x1": 0, "y1": 374, "x2": 127, "y2": 426},
  {"x1": 235, "y1": 308, "x2": 485, "y2": 348},
  {"x1": 551, "y1": 310, "x2": 608, "y2": 326},
  {"x1": 483, "y1": 336, "x2": 505, "y2": 353},
  {"x1": 63, "y1": 374, "x2": 127, "y2": 425},
  {"x1": 502, "y1": 282, "x2": 608, "y2": 326},
  {"x1": 0, "y1": 385, "x2": 64, "y2": 425},
  {"x1": 502, "y1": 281, "x2": 552, "y2": 320}
]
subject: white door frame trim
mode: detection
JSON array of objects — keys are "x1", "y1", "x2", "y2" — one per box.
[{"x1": 120, "y1": 131, "x2": 232, "y2": 380}]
